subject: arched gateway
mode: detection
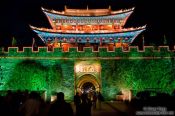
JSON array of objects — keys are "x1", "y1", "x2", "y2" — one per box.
[
  {"x1": 77, "y1": 74, "x2": 100, "y2": 93},
  {"x1": 74, "y1": 61, "x2": 101, "y2": 94}
]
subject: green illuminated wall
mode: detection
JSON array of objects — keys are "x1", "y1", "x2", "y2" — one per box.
[
  {"x1": 0, "y1": 46, "x2": 175, "y2": 100},
  {"x1": 101, "y1": 59, "x2": 175, "y2": 100}
]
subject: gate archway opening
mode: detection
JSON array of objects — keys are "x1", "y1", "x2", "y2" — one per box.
[
  {"x1": 81, "y1": 82, "x2": 95, "y2": 94},
  {"x1": 76, "y1": 74, "x2": 100, "y2": 94}
]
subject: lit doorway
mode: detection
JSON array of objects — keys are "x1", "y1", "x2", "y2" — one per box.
[
  {"x1": 76, "y1": 74, "x2": 100, "y2": 94},
  {"x1": 82, "y1": 82, "x2": 96, "y2": 94}
]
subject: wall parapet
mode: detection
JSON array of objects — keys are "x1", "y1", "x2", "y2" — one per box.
[{"x1": 0, "y1": 46, "x2": 174, "y2": 59}]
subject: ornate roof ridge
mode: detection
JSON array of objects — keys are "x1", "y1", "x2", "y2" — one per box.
[{"x1": 41, "y1": 7, "x2": 134, "y2": 16}]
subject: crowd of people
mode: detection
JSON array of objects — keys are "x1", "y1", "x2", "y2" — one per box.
[
  {"x1": 0, "y1": 90, "x2": 104, "y2": 116},
  {"x1": 74, "y1": 91, "x2": 104, "y2": 116}
]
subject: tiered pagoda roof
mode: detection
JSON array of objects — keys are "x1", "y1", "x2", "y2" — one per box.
[{"x1": 31, "y1": 6, "x2": 146, "y2": 46}]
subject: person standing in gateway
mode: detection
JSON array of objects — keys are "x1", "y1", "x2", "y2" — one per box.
[
  {"x1": 97, "y1": 92, "x2": 104, "y2": 109},
  {"x1": 48, "y1": 92, "x2": 73, "y2": 116},
  {"x1": 74, "y1": 92, "x2": 81, "y2": 116}
]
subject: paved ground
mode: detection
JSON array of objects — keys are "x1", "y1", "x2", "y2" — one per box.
[
  {"x1": 71, "y1": 100, "x2": 175, "y2": 116},
  {"x1": 71, "y1": 101, "x2": 130, "y2": 116}
]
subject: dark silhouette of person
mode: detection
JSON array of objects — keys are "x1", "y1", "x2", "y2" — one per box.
[
  {"x1": 19, "y1": 91, "x2": 41, "y2": 116},
  {"x1": 97, "y1": 92, "x2": 104, "y2": 109},
  {"x1": 74, "y1": 92, "x2": 81, "y2": 116},
  {"x1": 77, "y1": 93, "x2": 92, "y2": 116},
  {"x1": 92, "y1": 92, "x2": 97, "y2": 109},
  {"x1": 48, "y1": 92, "x2": 73, "y2": 116},
  {"x1": 1, "y1": 90, "x2": 14, "y2": 116}
]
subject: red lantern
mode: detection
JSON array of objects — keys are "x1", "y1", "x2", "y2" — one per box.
[
  {"x1": 125, "y1": 37, "x2": 128, "y2": 40},
  {"x1": 63, "y1": 38, "x2": 67, "y2": 42},
  {"x1": 109, "y1": 38, "x2": 113, "y2": 42},
  {"x1": 70, "y1": 38, "x2": 75, "y2": 43}
]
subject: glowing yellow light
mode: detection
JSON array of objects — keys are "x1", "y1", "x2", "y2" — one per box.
[
  {"x1": 120, "y1": 88, "x2": 132, "y2": 102},
  {"x1": 51, "y1": 95, "x2": 57, "y2": 102}
]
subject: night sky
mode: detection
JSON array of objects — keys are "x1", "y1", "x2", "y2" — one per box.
[{"x1": 0, "y1": 0, "x2": 174, "y2": 48}]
